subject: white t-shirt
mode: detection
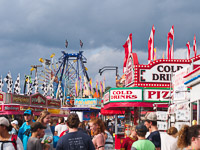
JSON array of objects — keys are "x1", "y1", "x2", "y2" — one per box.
[
  {"x1": 0, "y1": 136, "x2": 24, "y2": 150},
  {"x1": 55, "y1": 124, "x2": 68, "y2": 136},
  {"x1": 161, "y1": 132, "x2": 179, "y2": 150}
]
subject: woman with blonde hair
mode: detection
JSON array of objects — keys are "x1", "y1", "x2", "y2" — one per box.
[
  {"x1": 161, "y1": 127, "x2": 178, "y2": 150},
  {"x1": 89, "y1": 118, "x2": 106, "y2": 150},
  {"x1": 37, "y1": 110, "x2": 53, "y2": 150},
  {"x1": 121, "y1": 125, "x2": 137, "y2": 150},
  {"x1": 177, "y1": 125, "x2": 200, "y2": 150}
]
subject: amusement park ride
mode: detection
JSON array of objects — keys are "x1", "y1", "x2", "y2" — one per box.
[{"x1": 31, "y1": 50, "x2": 91, "y2": 103}]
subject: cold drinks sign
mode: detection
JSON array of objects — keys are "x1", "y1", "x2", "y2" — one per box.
[
  {"x1": 140, "y1": 63, "x2": 187, "y2": 83},
  {"x1": 110, "y1": 88, "x2": 142, "y2": 102}
]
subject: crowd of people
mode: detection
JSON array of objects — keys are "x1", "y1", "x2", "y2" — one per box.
[{"x1": 0, "y1": 110, "x2": 200, "y2": 150}]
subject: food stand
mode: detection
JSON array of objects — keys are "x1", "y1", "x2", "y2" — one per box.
[
  {"x1": 101, "y1": 52, "x2": 200, "y2": 149},
  {"x1": 0, "y1": 92, "x2": 70, "y2": 121}
]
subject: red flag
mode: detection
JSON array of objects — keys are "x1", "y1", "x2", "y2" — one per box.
[
  {"x1": 123, "y1": 33, "x2": 132, "y2": 73},
  {"x1": 186, "y1": 41, "x2": 190, "y2": 59},
  {"x1": 193, "y1": 34, "x2": 197, "y2": 57},
  {"x1": 167, "y1": 25, "x2": 174, "y2": 59},
  {"x1": 148, "y1": 25, "x2": 155, "y2": 63}
]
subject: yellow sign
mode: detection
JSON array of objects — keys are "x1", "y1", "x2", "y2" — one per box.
[{"x1": 48, "y1": 108, "x2": 60, "y2": 114}]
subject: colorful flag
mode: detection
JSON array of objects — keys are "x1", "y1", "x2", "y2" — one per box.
[
  {"x1": 75, "y1": 79, "x2": 78, "y2": 97},
  {"x1": 148, "y1": 25, "x2": 155, "y2": 63},
  {"x1": 4, "y1": 72, "x2": 13, "y2": 93},
  {"x1": 123, "y1": 33, "x2": 132, "y2": 73},
  {"x1": 27, "y1": 76, "x2": 33, "y2": 96},
  {"x1": 33, "y1": 76, "x2": 39, "y2": 94},
  {"x1": 65, "y1": 40, "x2": 68, "y2": 48},
  {"x1": 103, "y1": 77, "x2": 105, "y2": 92},
  {"x1": 89, "y1": 78, "x2": 93, "y2": 95},
  {"x1": 153, "y1": 48, "x2": 157, "y2": 61},
  {"x1": 80, "y1": 40, "x2": 83, "y2": 48},
  {"x1": 162, "y1": 52, "x2": 165, "y2": 59},
  {"x1": 0, "y1": 76, "x2": 3, "y2": 91},
  {"x1": 186, "y1": 41, "x2": 190, "y2": 59},
  {"x1": 193, "y1": 34, "x2": 197, "y2": 57},
  {"x1": 79, "y1": 76, "x2": 82, "y2": 93},
  {"x1": 96, "y1": 80, "x2": 98, "y2": 97},
  {"x1": 167, "y1": 25, "x2": 174, "y2": 59},
  {"x1": 14, "y1": 74, "x2": 20, "y2": 95}
]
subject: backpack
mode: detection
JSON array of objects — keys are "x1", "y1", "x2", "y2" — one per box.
[
  {"x1": 0, "y1": 134, "x2": 17, "y2": 150},
  {"x1": 11, "y1": 134, "x2": 17, "y2": 150}
]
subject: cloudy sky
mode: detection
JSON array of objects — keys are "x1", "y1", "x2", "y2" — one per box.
[{"x1": 0, "y1": 0, "x2": 200, "y2": 90}]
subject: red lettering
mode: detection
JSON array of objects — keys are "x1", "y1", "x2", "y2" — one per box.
[
  {"x1": 148, "y1": 91, "x2": 156, "y2": 99},
  {"x1": 162, "y1": 91, "x2": 169, "y2": 98},
  {"x1": 157, "y1": 91, "x2": 160, "y2": 99},
  {"x1": 127, "y1": 91, "x2": 132, "y2": 94}
]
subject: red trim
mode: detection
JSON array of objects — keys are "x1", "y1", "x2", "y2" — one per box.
[
  {"x1": 184, "y1": 66, "x2": 200, "y2": 78},
  {"x1": 103, "y1": 102, "x2": 168, "y2": 110}
]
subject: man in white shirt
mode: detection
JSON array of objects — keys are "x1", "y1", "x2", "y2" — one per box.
[{"x1": 55, "y1": 117, "x2": 68, "y2": 136}]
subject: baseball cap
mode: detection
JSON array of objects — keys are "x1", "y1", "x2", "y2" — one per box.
[
  {"x1": 142, "y1": 112, "x2": 157, "y2": 121},
  {"x1": 24, "y1": 109, "x2": 33, "y2": 115},
  {"x1": 11, "y1": 120, "x2": 18, "y2": 125},
  {"x1": 136, "y1": 124, "x2": 148, "y2": 133},
  {"x1": 0, "y1": 117, "x2": 10, "y2": 127},
  {"x1": 31, "y1": 122, "x2": 46, "y2": 132}
]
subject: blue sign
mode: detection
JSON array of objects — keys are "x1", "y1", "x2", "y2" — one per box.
[{"x1": 75, "y1": 98, "x2": 100, "y2": 106}]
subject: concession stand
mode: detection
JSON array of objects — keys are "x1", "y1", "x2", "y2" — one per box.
[
  {"x1": 0, "y1": 92, "x2": 70, "y2": 122},
  {"x1": 184, "y1": 65, "x2": 200, "y2": 125},
  {"x1": 101, "y1": 52, "x2": 200, "y2": 149},
  {"x1": 62, "y1": 98, "x2": 101, "y2": 121}
]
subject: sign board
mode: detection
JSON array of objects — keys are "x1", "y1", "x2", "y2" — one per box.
[
  {"x1": 140, "y1": 63, "x2": 187, "y2": 83},
  {"x1": 133, "y1": 60, "x2": 192, "y2": 87},
  {"x1": 173, "y1": 66, "x2": 190, "y2": 101},
  {"x1": 125, "y1": 55, "x2": 134, "y2": 86},
  {"x1": 175, "y1": 122, "x2": 190, "y2": 131},
  {"x1": 74, "y1": 98, "x2": 99, "y2": 106},
  {"x1": 143, "y1": 89, "x2": 171, "y2": 102},
  {"x1": 47, "y1": 99, "x2": 61, "y2": 108},
  {"x1": 0, "y1": 92, "x2": 6, "y2": 103},
  {"x1": 3, "y1": 105, "x2": 20, "y2": 111},
  {"x1": 157, "y1": 111, "x2": 168, "y2": 120},
  {"x1": 12, "y1": 94, "x2": 30, "y2": 105},
  {"x1": 157, "y1": 121, "x2": 168, "y2": 130},
  {"x1": 31, "y1": 93, "x2": 46, "y2": 106},
  {"x1": 176, "y1": 109, "x2": 190, "y2": 121},
  {"x1": 83, "y1": 111, "x2": 99, "y2": 120},
  {"x1": 109, "y1": 88, "x2": 142, "y2": 102},
  {"x1": 103, "y1": 92, "x2": 109, "y2": 104}
]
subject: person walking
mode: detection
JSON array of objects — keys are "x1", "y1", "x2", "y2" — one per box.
[
  {"x1": 55, "y1": 117, "x2": 67, "y2": 137},
  {"x1": 143, "y1": 112, "x2": 161, "y2": 150},
  {"x1": 104, "y1": 122, "x2": 114, "y2": 150},
  {"x1": 56, "y1": 113, "x2": 95, "y2": 150},
  {"x1": 9, "y1": 120, "x2": 19, "y2": 135},
  {"x1": 131, "y1": 124, "x2": 155, "y2": 150},
  {"x1": 0, "y1": 117, "x2": 24, "y2": 150},
  {"x1": 89, "y1": 118, "x2": 106, "y2": 150},
  {"x1": 18, "y1": 109, "x2": 35, "y2": 150},
  {"x1": 161, "y1": 127, "x2": 178, "y2": 150},
  {"x1": 27, "y1": 122, "x2": 50, "y2": 150},
  {"x1": 121, "y1": 125, "x2": 138, "y2": 150},
  {"x1": 177, "y1": 125, "x2": 200, "y2": 150},
  {"x1": 37, "y1": 110, "x2": 53, "y2": 150}
]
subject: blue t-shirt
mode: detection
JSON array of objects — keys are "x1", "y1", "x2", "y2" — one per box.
[
  {"x1": 147, "y1": 131, "x2": 161, "y2": 148},
  {"x1": 56, "y1": 130, "x2": 95, "y2": 150},
  {"x1": 18, "y1": 122, "x2": 32, "y2": 150}
]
